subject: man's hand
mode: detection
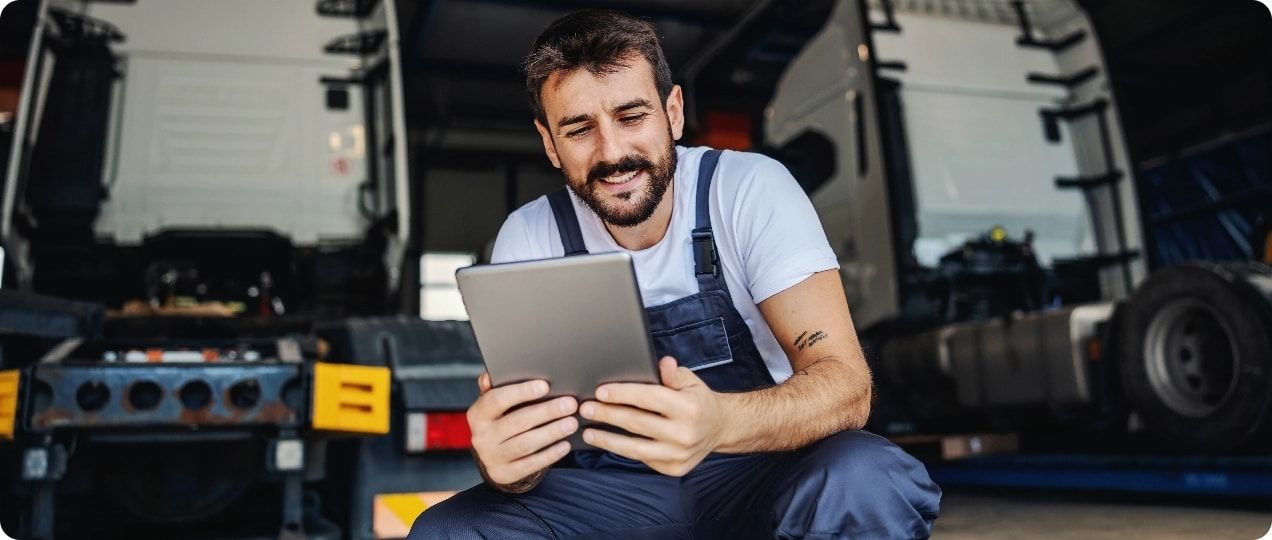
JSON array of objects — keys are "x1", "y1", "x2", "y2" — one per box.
[
  {"x1": 580, "y1": 357, "x2": 725, "y2": 477},
  {"x1": 468, "y1": 372, "x2": 578, "y2": 489}
]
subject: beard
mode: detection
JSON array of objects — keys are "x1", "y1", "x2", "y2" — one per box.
[{"x1": 563, "y1": 137, "x2": 677, "y2": 228}]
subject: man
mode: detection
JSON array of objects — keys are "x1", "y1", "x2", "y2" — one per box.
[{"x1": 411, "y1": 9, "x2": 940, "y2": 539}]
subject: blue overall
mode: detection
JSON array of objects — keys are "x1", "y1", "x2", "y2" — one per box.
[{"x1": 411, "y1": 151, "x2": 941, "y2": 538}]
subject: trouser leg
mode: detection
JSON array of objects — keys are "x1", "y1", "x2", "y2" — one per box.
[
  {"x1": 411, "y1": 431, "x2": 939, "y2": 539},
  {"x1": 684, "y1": 430, "x2": 942, "y2": 539},
  {"x1": 408, "y1": 467, "x2": 690, "y2": 539}
]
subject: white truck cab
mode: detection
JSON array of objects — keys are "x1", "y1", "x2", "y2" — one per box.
[
  {"x1": 3, "y1": 0, "x2": 413, "y2": 315},
  {"x1": 765, "y1": 0, "x2": 1272, "y2": 451}
]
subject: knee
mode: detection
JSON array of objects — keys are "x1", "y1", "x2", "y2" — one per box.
[
  {"x1": 406, "y1": 493, "x2": 472, "y2": 540},
  {"x1": 407, "y1": 486, "x2": 546, "y2": 540},
  {"x1": 776, "y1": 431, "x2": 942, "y2": 536},
  {"x1": 802, "y1": 431, "x2": 928, "y2": 487}
]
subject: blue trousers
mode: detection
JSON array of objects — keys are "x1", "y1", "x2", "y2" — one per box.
[{"x1": 409, "y1": 430, "x2": 941, "y2": 539}]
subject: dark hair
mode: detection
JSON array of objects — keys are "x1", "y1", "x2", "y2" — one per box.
[{"x1": 523, "y1": 9, "x2": 673, "y2": 126}]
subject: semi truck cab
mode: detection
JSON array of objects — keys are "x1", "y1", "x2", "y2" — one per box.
[
  {"x1": 0, "y1": 1, "x2": 483, "y2": 538},
  {"x1": 763, "y1": 0, "x2": 1272, "y2": 451}
]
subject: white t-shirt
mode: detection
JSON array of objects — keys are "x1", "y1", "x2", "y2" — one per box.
[{"x1": 491, "y1": 146, "x2": 839, "y2": 382}]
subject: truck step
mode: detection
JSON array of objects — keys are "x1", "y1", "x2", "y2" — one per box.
[
  {"x1": 1055, "y1": 171, "x2": 1124, "y2": 190},
  {"x1": 1016, "y1": 31, "x2": 1087, "y2": 53},
  {"x1": 323, "y1": 30, "x2": 386, "y2": 55},
  {"x1": 1026, "y1": 66, "x2": 1099, "y2": 89},
  {"x1": 871, "y1": 0, "x2": 902, "y2": 33},
  {"x1": 316, "y1": 0, "x2": 381, "y2": 18},
  {"x1": 1010, "y1": 0, "x2": 1087, "y2": 53}
]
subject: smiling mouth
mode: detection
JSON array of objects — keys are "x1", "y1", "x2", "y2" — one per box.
[{"x1": 598, "y1": 169, "x2": 642, "y2": 188}]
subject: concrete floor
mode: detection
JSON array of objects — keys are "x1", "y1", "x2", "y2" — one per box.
[{"x1": 935, "y1": 489, "x2": 1272, "y2": 539}]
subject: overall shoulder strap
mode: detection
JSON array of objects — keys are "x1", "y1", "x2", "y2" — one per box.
[
  {"x1": 693, "y1": 150, "x2": 729, "y2": 294},
  {"x1": 547, "y1": 188, "x2": 588, "y2": 256}
]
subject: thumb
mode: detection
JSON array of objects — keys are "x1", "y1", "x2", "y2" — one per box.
[{"x1": 659, "y1": 356, "x2": 699, "y2": 390}]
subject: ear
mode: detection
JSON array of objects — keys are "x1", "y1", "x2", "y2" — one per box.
[
  {"x1": 665, "y1": 85, "x2": 685, "y2": 141},
  {"x1": 534, "y1": 119, "x2": 562, "y2": 169}
]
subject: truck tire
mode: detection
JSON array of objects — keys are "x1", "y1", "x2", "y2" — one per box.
[{"x1": 1119, "y1": 262, "x2": 1272, "y2": 451}]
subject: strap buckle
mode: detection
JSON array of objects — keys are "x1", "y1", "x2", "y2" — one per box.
[{"x1": 691, "y1": 228, "x2": 717, "y2": 276}]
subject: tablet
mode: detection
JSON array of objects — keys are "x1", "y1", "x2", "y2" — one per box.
[{"x1": 456, "y1": 252, "x2": 660, "y2": 448}]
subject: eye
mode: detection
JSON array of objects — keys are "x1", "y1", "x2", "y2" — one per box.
[
  {"x1": 620, "y1": 113, "x2": 649, "y2": 125},
  {"x1": 565, "y1": 126, "x2": 592, "y2": 139}
]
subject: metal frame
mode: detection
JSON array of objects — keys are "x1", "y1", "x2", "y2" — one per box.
[{"x1": 26, "y1": 363, "x2": 304, "y2": 431}]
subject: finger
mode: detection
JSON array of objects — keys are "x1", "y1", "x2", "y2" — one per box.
[
  {"x1": 659, "y1": 357, "x2": 703, "y2": 391},
  {"x1": 583, "y1": 428, "x2": 669, "y2": 463},
  {"x1": 594, "y1": 382, "x2": 679, "y2": 415},
  {"x1": 477, "y1": 371, "x2": 492, "y2": 393},
  {"x1": 658, "y1": 356, "x2": 679, "y2": 387},
  {"x1": 472, "y1": 379, "x2": 549, "y2": 419},
  {"x1": 579, "y1": 401, "x2": 675, "y2": 441},
  {"x1": 495, "y1": 396, "x2": 577, "y2": 443},
  {"x1": 497, "y1": 416, "x2": 578, "y2": 463},
  {"x1": 499, "y1": 440, "x2": 571, "y2": 485}
]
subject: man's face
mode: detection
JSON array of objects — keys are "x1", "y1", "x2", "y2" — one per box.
[{"x1": 534, "y1": 56, "x2": 685, "y2": 228}]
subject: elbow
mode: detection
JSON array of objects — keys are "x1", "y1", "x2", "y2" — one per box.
[
  {"x1": 847, "y1": 384, "x2": 872, "y2": 431},
  {"x1": 846, "y1": 363, "x2": 873, "y2": 431},
  {"x1": 837, "y1": 383, "x2": 870, "y2": 431}
]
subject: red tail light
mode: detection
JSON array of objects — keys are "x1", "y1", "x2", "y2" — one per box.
[{"x1": 405, "y1": 411, "x2": 471, "y2": 452}]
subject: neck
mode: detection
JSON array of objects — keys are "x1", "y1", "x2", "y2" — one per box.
[{"x1": 604, "y1": 181, "x2": 675, "y2": 251}]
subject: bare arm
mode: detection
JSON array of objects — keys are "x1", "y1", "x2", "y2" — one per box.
[
  {"x1": 580, "y1": 269, "x2": 872, "y2": 474},
  {"x1": 715, "y1": 269, "x2": 872, "y2": 452}
]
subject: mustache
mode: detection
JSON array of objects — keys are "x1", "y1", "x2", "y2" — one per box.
[{"x1": 587, "y1": 155, "x2": 654, "y2": 183}]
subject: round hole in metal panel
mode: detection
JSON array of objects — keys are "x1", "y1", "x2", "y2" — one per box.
[
  {"x1": 127, "y1": 381, "x2": 164, "y2": 411},
  {"x1": 76, "y1": 381, "x2": 111, "y2": 412},
  {"x1": 179, "y1": 380, "x2": 213, "y2": 410},
  {"x1": 228, "y1": 379, "x2": 261, "y2": 409}
]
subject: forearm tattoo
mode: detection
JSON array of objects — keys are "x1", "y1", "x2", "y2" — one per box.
[{"x1": 794, "y1": 330, "x2": 828, "y2": 351}]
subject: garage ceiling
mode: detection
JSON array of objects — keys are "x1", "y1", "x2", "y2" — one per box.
[
  {"x1": 397, "y1": 0, "x2": 759, "y2": 136},
  {"x1": 395, "y1": 0, "x2": 1084, "y2": 160}
]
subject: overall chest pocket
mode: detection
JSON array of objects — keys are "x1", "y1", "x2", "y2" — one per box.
[{"x1": 650, "y1": 316, "x2": 734, "y2": 371}]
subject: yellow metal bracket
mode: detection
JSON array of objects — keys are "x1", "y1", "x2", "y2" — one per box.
[
  {"x1": 311, "y1": 362, "x2": 390, "y2": 434},
  {"x1": 0, "y1": 370, "x2": 20, "y2": 440}
]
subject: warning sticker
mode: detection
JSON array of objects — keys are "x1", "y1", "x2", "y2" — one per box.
[{"x1": 373, "y1": 491, "x2": 458, "y2": 539}]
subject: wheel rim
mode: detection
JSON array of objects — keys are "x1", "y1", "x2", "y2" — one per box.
[{"x1": 1144, "y1": 299, "x2": 1239, "y2": 418}]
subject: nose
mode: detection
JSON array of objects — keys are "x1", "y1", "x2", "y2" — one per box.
[{"x1": 593, "y1": 121, "x2": 627, "y2": 166}]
